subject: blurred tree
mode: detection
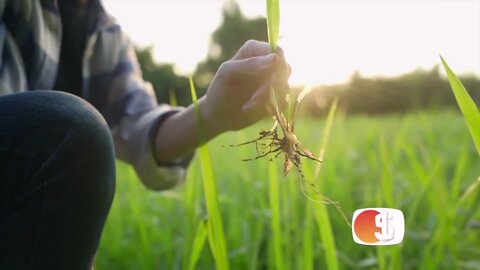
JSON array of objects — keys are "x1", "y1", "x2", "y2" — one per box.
[
  {"x1": 194, "y1": 0, "x2": 268, "y2": 87},
  {"x1": 135, "y1": 1, "x2": 268, "y2": 105},
  {"x1": 133, "y1": 1, "x2": 480, "y2": 115},
  {"x1": 302, "y1": 67, "x2": 480, "y2": 116},
  {"x1": 136, "y1": 46, "x2": 190, "y2": 106}
]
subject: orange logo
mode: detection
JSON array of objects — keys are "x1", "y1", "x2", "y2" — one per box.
[{"x1": 352, "y1": 208, "x2": 404, "y2": 245}]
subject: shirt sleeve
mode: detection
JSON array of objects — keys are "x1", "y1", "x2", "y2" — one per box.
[
  {"x1": 113, "y1": 103, "x2": 194, "y2": 191},
  {"x1": 90, "y1": 27, "x2": 193, "y2": 191}
]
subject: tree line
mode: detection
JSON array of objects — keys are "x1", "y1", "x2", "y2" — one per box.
[{"x1": 135, "y1": 1, "x2": 479, "y2": 116}]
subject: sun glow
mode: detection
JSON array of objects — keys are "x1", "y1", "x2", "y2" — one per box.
[
  {"x1": 278, "y1": 1, "x2": 480, "y2": 85},
  {"x1": 103, "y1": 0, "x2": 480, "y2": 86}
]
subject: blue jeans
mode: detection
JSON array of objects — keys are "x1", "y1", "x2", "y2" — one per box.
[{"x1": 0, "y1": 91, "x2": 115, "y2": 269}]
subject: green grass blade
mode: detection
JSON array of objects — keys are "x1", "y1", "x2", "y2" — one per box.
[
  {"x1": 266, "y1": 0, "x2": 279, "y2": 50},
  {"x1": 190, "y1": 78, "x2": 230, "y2": 270},
  {"x1": 311, "y1": 99, "x2": 340, "y2": 270},
  {"x1": 312, "y1": 203, "x2": 339, "y2": 270},
  {"x1": 182, "y1": 166, "x2": 198, "y2": 270},
  {"x1": 301, "y1": 204, "x2": 314, "y2": 270},
  {"x1": 268, "y1": 161, "x2": 285, "y2": 270},
  {"x1": 379, "y1": 132, "x2": 394, "y2": 208},
  {"x1": 127, "y1": 192, "x2": 153, "y2": 269},
  {"x1": 190, "y1": 78, "x2": 204, "y2": 141},
  {"x1": 169, "y1": 88, "x2": 178, "y2": 107},
  {"x1": 440, "y1": 56, "x2": 480, "y2": 155},
  {"x1": 314, "y1": 99, "x2": 338, "y2": 178},
  {"x1": 188, "y1": 220, "x2": 208, "y2": 270},
  {"x1": 458, "y1": 177, "x2": 480, "y2": 206},
  {"x1": 265, "y1": 0, "x2": 284, "y2": 123}
]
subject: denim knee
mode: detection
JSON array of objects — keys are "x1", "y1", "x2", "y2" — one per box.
[
  {"x1": 0, "y1": 90, "x2": 116, "y2": 204},
  {"x1": 41, "y1": 91, "x2": 116, "y2": 203}
]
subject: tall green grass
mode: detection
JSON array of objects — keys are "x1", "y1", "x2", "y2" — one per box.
[
  {"x1": 188, "y1": 220, "x2": 207, "y2": 270},
  {"x1": 189, "y1": 78, "x2": 230, "y2": 270},
  {"x1": 266, "y1": 0, "x2": 279, "y2": 51},
  {"x1": 310, "y1": 99, "x2": 340, "y2": 270},
  {"x1": 94, "y1": 31, "x2": 479, "y2": 270},
  {"x1": 266, "y1": 0, "x2": 284, "y2": 123},
  {"x1": 435, "y1": 56, "x2": 480, "y2": 269},
  {"x1": 440, "y1": 56, "x2": 480, "y2": 155},
  {"x1": 96, "y1": 110, "x2": 479, "y2": 270}
]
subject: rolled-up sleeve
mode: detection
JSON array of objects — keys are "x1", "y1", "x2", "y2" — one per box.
[
  {"x1": 87, "y1": 25, "x2": 192, "y2": 190},
  {"x1": 114, "y1": 105, "x2": 193, "y2": 191},
  {"x1": 0, "y1": 1, "x2": 191, "y2": 189}
]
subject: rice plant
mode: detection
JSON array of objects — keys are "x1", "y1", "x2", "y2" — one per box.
[
  {"x1": 190, "y1": 78, "x2": 230, "y2": 270},
  {"x1": 236, "y1": 0, "x2": 323, "y2": 182},
  {"x1": 440, "y1": 56, "x2": 480, "y2": 155},
  {"x1": 94, "y1": 5, "x2": 479, "y2": 270},
  {"x1": 96, "y1": 109, "x2": 479, "y2": 270}
]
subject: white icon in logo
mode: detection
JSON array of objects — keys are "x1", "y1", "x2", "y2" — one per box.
[
  {"x1": 352, "y1": 208, "x2": 405, "y2": 246},
  {"x1": 374, "y1": 211, "x2": 394, "y2": 241}
]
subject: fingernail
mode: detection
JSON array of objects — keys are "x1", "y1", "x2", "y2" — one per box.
[
  {"x1": 276, "y1": 47, "x2": 285, "y2": 58},
  {"x1": 261, "y1": 54, "x2": 277, "y2": 65}
]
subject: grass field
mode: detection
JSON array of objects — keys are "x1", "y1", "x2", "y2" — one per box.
[{"x1": 95, "y1": 109, "x2": 479, "y2": 270}]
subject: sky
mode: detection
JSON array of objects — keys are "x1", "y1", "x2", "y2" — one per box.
[{"x1": 103, "y1": 0, "x2": 480, "y2": 86}]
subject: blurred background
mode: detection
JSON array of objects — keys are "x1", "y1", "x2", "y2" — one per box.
[
  {"x1": 96, "y1": 1, "x2": 480, "y2": 269},
  {"x1": 103, "y1": 0, "x2": 480, "y2": 115}
]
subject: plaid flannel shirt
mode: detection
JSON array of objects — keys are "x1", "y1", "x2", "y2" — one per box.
[{"x1": 0, "y1": 0, "x2": 190, "y2": 190}]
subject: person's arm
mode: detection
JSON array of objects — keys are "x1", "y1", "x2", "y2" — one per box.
[
  {"x1": 154, "y1": 40, "x2": 288, "y2": 163},
  {"x1": 93, "y1": 29, "x2": 287, "y2": 190}
]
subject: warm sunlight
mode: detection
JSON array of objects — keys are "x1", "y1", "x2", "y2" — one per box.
[
  {"x1": 278, "y1": 1, "x2": 480, "y2": 85},
  {"x1": 103, "y1": 0, "x2": 480, "y2": 85},
  {"x1": 103, "y1": 1, "x2": 222, "y2": 76}
]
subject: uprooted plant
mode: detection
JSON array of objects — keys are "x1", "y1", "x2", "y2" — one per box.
[
  {"x1": 226, "y1": 0, "x2": 351, "y2": 226},
  {"x1": 237, "y1": 0, "x2": 322, "y2": 177},
  {"x1": 234, "y1": 0, "x2": 321, "y2": 181},
  {"x1": 238, "y1": 86, "x2": 320, "y2": 178}
]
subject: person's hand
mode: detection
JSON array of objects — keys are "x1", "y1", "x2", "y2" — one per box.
[
  {"x1": 199, "y1": 40, "x2": 290, "y2": 136},
  {"x1": 154, "y1": 40, "x2": 289, "y2": 163}
]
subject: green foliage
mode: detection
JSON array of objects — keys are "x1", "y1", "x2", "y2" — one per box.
[
  {"x1": 194, "y1": 1, "x2": 267, "y2": 87},
  {"x1": 266, "y1": 0, "x2": 279, "y2": 51},
  {"x1": 310, "y1": 100, "x2": 340, "y2": 270},
  {"x1": 190, "y1": 78, "x2": 230, "y2": 270},
  {"x1": 96, "y1": 110, "x2": 479, "y2": 270},
  {"x1": 136, "y1": 2, "x2": 268, "y2": 104},
  {"x1": 137, "y1": 43, "x2": 480, "y2": 116},
  {"x1": 268, "y1": 161, "x2": 285, "y2": 270},
  {"x1": 135, "y1": 5, "x2": 480, "y2": 116},
  {"x1": 265, "y1": 0, "x2": 284, "y2": 129},
  {"x1": 441, "y1": 57, "x2": 480, "y2": 155},
  {"x1": 136, "y1": 47, "x2": 191, "y2": 106},
  {"x1": 302, "y1": 67, "x2": 480, "y2": 116},
  {"x1": 188, "y1": 220, "x2": 208, "y2": 270}
]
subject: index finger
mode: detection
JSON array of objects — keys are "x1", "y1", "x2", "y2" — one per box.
[{"x1": 233, "y1": 40, "x2": 275, "y2": 60}]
